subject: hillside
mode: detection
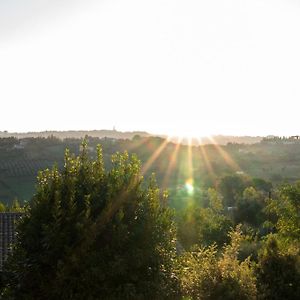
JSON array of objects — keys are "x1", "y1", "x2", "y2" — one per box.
[
  {"x1": 1, "y1": 135, "x2": 300, "y2": 204},
  {"x1": 0, "y1": 130, "x2": 151, "y2": 140},
  {"x1": 0, "y1": 130, "x2": 265, "y2": 145}
]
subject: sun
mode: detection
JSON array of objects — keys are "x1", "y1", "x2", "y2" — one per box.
[{"x1": 164, "y1": 127, "x2": 213, "y2": 144}]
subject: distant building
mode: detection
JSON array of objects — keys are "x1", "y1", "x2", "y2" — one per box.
[
  {"x1": 238, "y1": 148, "x2": 249, "y2": 154},
  {"x1": 12, "y1": 139, "x2": 28, "y2": 150},
  {"x1": 13, "y1": 144, "x2": 24, "y2": 150},
  {"x1": 262, "y1": 136, "x2": 300, "y2": 145},
  {"x1": 236, "y1": 171, "x2": 245, "y2": 175},
  {"x1": 0, "y1": 212, "x2": 23, "y2": 269}
]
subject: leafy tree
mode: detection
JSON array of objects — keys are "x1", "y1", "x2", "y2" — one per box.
[
  {"x1": 267, "y1": 182, "x2": 300, "y2": 244},
  {"x1": 1, "y1": 144, "x2": 179, "y2": 299},
  {"x1": 252, "y1": 178, "x2": 272, "y2": 193},
  {"x1": 218, "y1": 175, "x2": 249, "y2": 207},
  {"x1": 207, "y1": 188, "x2": 223, "y2": 213},
  {"x1": 257, "y1": 182, "x2": 300, "y2": 299},
  {"x1": 177, "y1": 188, "x2": 232, "y2": 248},
  {"x1": 257, "y1": 236, "x2": 300, "y2": 300},
  {"x1": 234, "y1": 187, "x2": 266, "y2": 228}
]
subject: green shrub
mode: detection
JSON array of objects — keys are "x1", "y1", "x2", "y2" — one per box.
[
  {"x1": 1, "y1": 144, "x2": 180, "y2": 299},
  {"x1": 176, "y1": 226, "x2": 257, "y2": 300}
]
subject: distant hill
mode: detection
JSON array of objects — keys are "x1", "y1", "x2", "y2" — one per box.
[
  {"x1": 0, "y1": 130, "x2": 263, "y2": 145},
  {"x1": 167, "y1": 135, "x2": 263, "y2": 145},
  {"x1": 200, "y1": 135, "x2": 263, "y2": 145},
  {"x1": 0, "y1": 130, "x2": 151, "y2": 140},
  {"x1": 1, "y1": 134, "x2": 300, "y2": 204}
]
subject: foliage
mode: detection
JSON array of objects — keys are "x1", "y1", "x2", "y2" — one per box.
[
  {"x1": 1, "y1": 144, "x2": 179, "y2": 299},
  {"x1": 0, "y1": 137, "x2": 300, "y2": 299},
  {"x1": 257, "y1": 235, "x2": 300, "y2": 300},
  {"x1": 177, "y1": 188, "x2": 232, "y2": 248},
  {"x1": 176, "y1": 226, "x2": 257, "y2": 300},
  {"x1": 251, "y1": 178, "x2": 272, "y2": 193},
  {"x1": 217, "y1": 175, "x2": 249, "y2": 207},
  {"x1": 0, "y1": 202, "x2": 6, "y2": 212},
  {"x1": 257, "y1": 182, "x2": 300, "y2": 299},
  {"x1": 234, "y1": 187, "x2": 266, "y2": 228},
  {"x1": 2, "y1": 135, "x2": 300, "y2": 204},
  {"x1": 0, "y1": 199, "x2": 24, "y2": 212},
  {"x1": 207, "y1": 188, "x2": 223, "y2": 213},
  {"x1": 267, "y1": 182, "x2": 300, "y2": 244}
]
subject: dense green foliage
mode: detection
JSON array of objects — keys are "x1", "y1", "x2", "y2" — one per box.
[
  {"x1": 256, "y1": 183, "x2": 300, "y2": 299},
  {"x1": 1, "y1": 145, "x2": 179, "y2": 299},
  {"x1": 176, "y1": 226, "x2": 257, "y2": 300},
  {"x1": 257, "y1": 236, "x2": 300, "y2": 300},
  {"x1": 177, "y1": 188, "x2": 233, "y2": 248}
]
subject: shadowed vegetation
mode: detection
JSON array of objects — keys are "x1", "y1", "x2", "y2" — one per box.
[{"x1": 0, "y1": 139, "x2": 299, "y2": 299}]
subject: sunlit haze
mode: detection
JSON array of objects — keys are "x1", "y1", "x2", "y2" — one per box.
[{"x1": 1, "y1": 0, "x2": 300, "y2": 137}]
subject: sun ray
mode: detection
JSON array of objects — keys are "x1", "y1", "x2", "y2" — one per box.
[
  {"x1": 187, "y1": 138, "x2": 193, "y2": 177},
  {"x1": 197, "y1": 137, "x2": 216, "y2": 178},
  {"x1": 162, "y1": 137, "x2": 182, "y2": 189},
  {"x1": 141, "y1": 138, "x2": 169, "y2": 176},
  {"x1": 177, "y1": 138, "x2": 196, "y2": 199},
  {"x1": 174, "y1": 142, "x2": 186, "y2": 192},
  {"x1": 207, "y1": 136, "x2": 241, "y2": 172},
  {"x1": 126, "y1": 135, "x2": 149, "y2": 151}
]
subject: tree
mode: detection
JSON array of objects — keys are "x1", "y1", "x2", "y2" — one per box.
[
  {"x1": 218, "y1": 175, "x2": 249, "y2": 207},
  {"x1": 234, "y1": 187, "x2": 266, "y2": 228},
  {"x1": 256, "y1": 182, "x2": 300, "y2": 299},
  {"x1": 267, "y1": 182, "x2": 300, "y2": 243},
  {"x1": 257, "y1": 236, "x2": 300, "y2": 300},
  {"x1": 1, "y1": 144, "x2": 179, "y2": 299},
  {"x1": 177, "y1": 188, "x2": 232, "y2": 248},
  {"x1": 251, "y1": 178, "x2": 272, "y2": 193}
]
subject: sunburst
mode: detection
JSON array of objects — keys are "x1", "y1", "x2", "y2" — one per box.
[
  {"x1": 162, "y1": 137, "x2": 182, "y2": 189},
  {"x1": 207, "y1": 136, "x2": 242, "y2": 172},
  {"x1": 197, "y1": 137, "x2": 216, "y2": 178},
  {"x1": 141, "y1": 138, "x2": 169, "y2": 175}
]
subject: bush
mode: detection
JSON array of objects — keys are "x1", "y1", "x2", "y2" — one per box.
[
  {"x1": 257, "y1": 236, "x2": 300, "y2": 300},
  {"x1": 176, "y1": 226, "x2": 257, "y2": 300},
  {"x1": 1, "y1": 144, "x2": 180, "y2": 299}
]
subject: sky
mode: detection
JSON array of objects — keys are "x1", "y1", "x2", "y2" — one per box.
[{"x1": 0, "y1": 0, "x2": 300, "y2": 137}]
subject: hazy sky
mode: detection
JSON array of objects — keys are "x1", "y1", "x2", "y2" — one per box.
[{"x1": 1, "y1": 0, "x2": 300, "y2": 137}]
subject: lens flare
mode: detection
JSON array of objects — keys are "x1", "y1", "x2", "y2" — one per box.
[{"x1": 185, "y1": 178, "x2": 194, "y2": 195}]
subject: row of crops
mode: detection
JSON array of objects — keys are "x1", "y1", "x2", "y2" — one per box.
[{"x1": 0, "y1": 158, "x2": 62, "y2": 177}]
